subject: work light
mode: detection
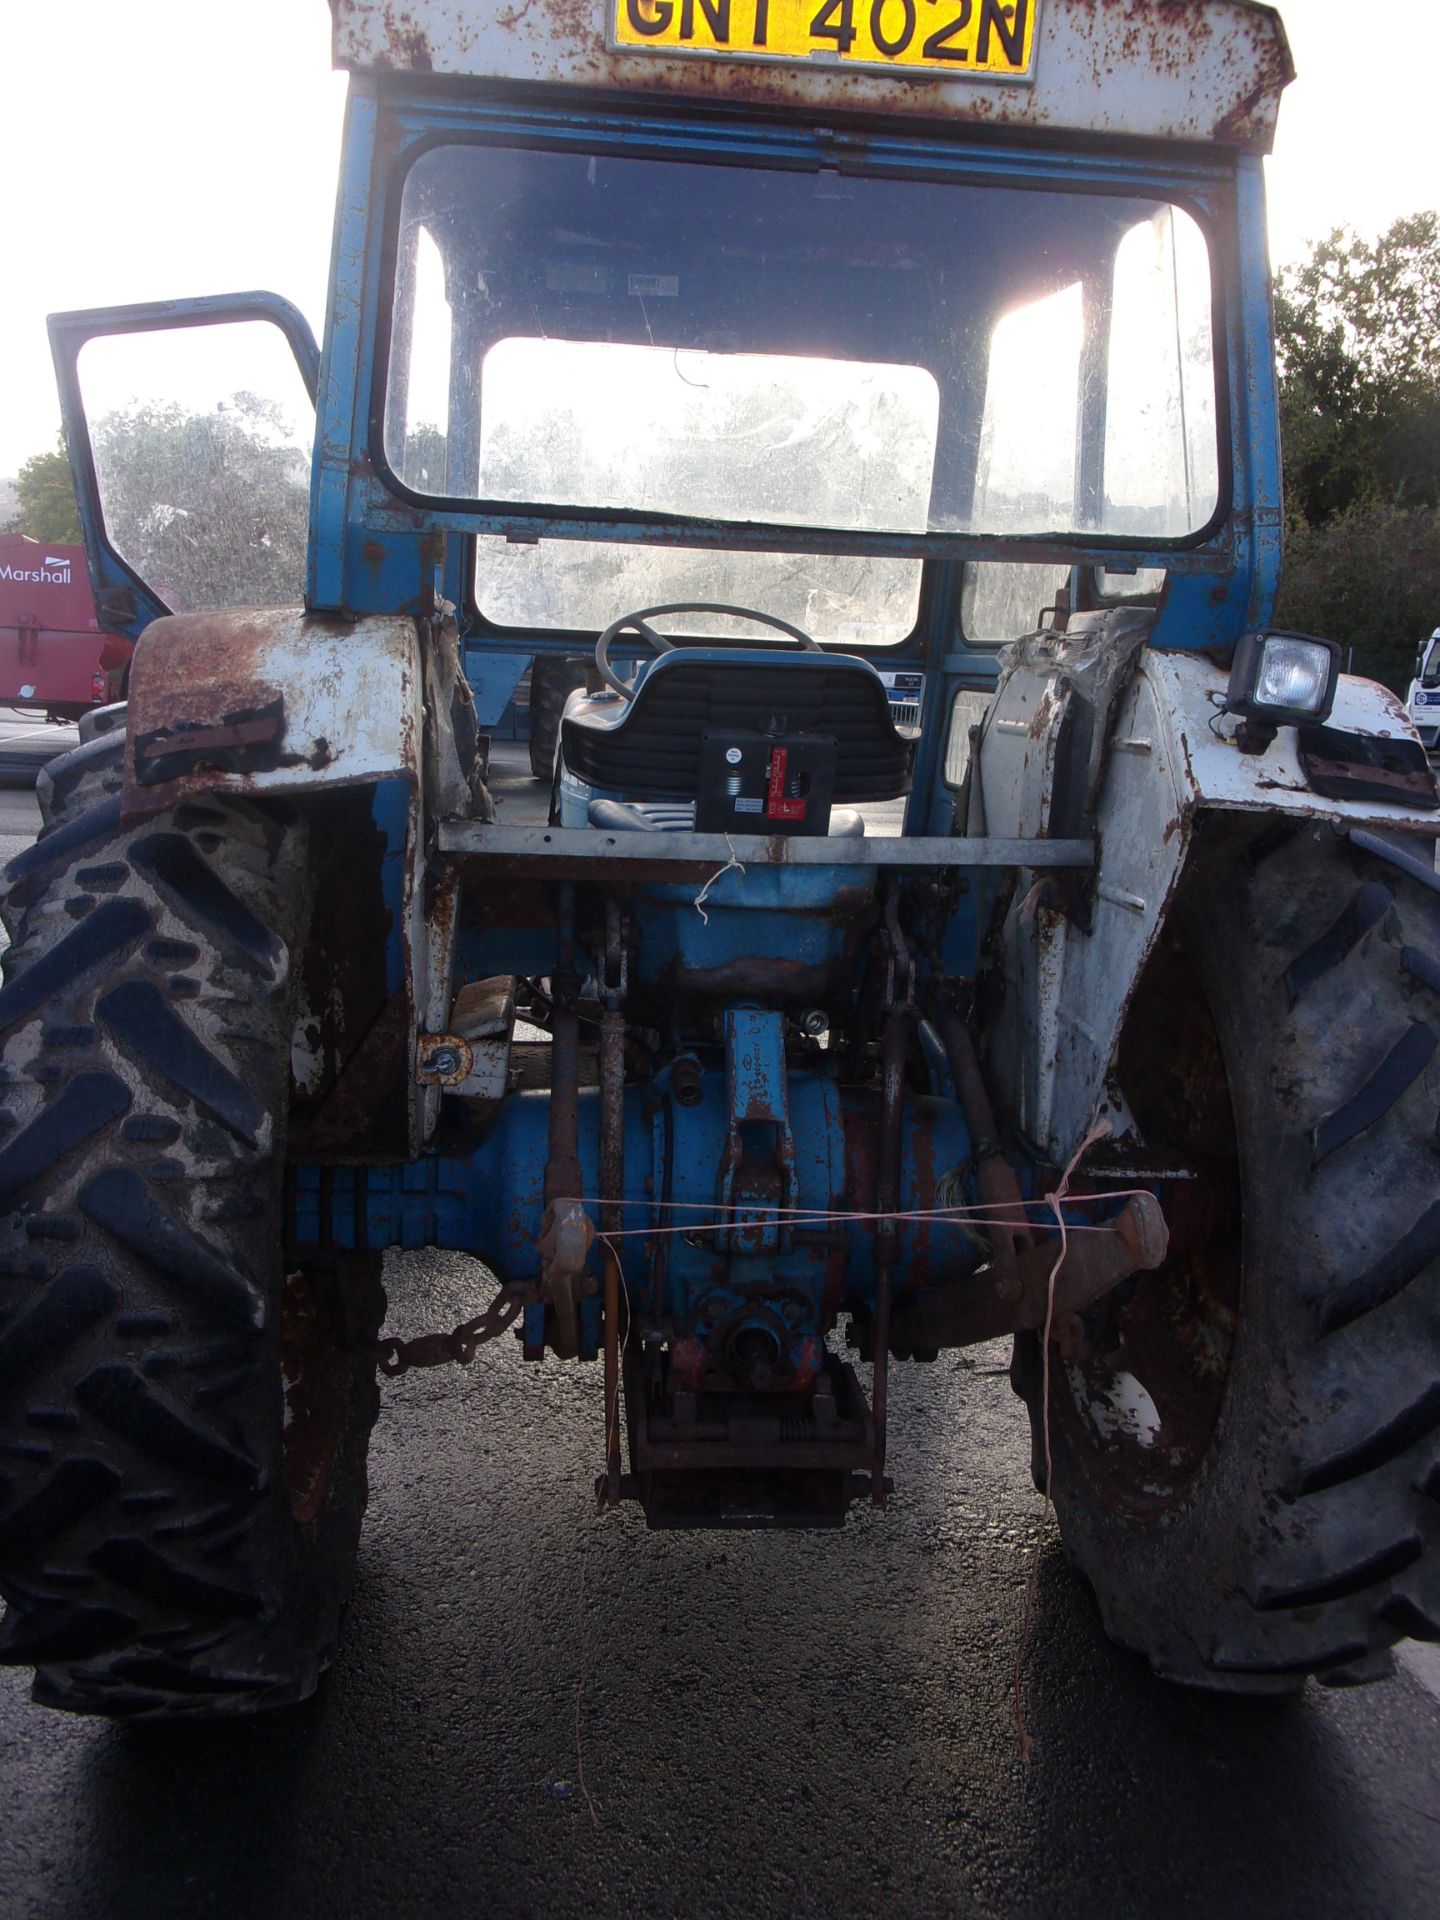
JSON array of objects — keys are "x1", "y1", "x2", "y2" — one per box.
[{"x1": 1224, "y1": 630, "x2": 1341, "y2": 746}]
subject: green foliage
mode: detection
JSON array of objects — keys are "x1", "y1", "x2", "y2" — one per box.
[
  {"x1": 1275, "y1": 212, "x2": 1440, "y2": 526},
  {"x1": 1274, "y1": 501, "x2": 1440, "y2": 695},
  {"x1": 3, "y1": 435, "x2": 82, "y2": 545},
  {"x1": 1274, "y1": 214, "x2": 1440, "y2": 690}
]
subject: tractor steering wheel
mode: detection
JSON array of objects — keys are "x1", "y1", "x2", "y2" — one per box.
[{"x1": 594, "y1": 602, "x2": 822, "y2": 701}]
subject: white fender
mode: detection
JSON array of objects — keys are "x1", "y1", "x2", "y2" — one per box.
[{"x1": 978, "y1": 644, "x2": 1440, "y2": 1162}]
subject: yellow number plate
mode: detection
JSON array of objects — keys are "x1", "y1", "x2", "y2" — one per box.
[{"x1": 611, "y1": 0, "x2": 1040, "y2": 81}]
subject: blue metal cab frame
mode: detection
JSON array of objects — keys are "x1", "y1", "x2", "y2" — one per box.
[{"x1": 306, "y1": 78, "x2": 1284, "y2": 836}]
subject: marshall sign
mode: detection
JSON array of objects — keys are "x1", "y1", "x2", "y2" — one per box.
[
  {"x1": 0, "y1": 554, "x2": 73, "y2": 586},
  {"x1": 0, "y1": 534, "x2": 130, "y2": 718}
]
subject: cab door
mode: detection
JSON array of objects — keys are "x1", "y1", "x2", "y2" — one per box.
[{"x1": 48, "y1": 293, "x2": 320, "y2": 650}]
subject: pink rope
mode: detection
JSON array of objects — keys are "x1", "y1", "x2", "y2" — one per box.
[{"x1": 570, "y1": 1189, "x2": 1153, "y2": 1242}]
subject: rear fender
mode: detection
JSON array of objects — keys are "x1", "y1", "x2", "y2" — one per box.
[
  {"x1": 118, "y1": 605, "x2": 476, "y2": 1162},
  {"x1": 119, "y1": 606, "x2": 420, "y2": 818},
  {"x1": 980, "y1": 644, "x2": 1440, "y2": 1162}
]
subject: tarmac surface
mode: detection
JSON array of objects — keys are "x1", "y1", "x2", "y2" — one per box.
[{"x1": 0, "y1": 745, "x2": 1438, "y2": 1920}]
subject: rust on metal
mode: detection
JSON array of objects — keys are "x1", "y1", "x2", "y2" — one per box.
[
  {"x1": 333, "y1": 0, "x2": 1294, "y2": 153},
  {"x1": 292, "y1": 985, "x2": 416, "y2": 1162},
  {"x1": 372, "y1": 1282, "x2": 531, "y2": 1376},
  {"x1": 869, "y1": 1005, "x2": 910, "y2": 1503},
  {"x1": 539, "y1": 881, "x2": 593, "y2": 1360},
  {"x1": 135, "y1": 706, "x2": 283, "y2": 764},
  {"x1": 120, "y1": 604, "x2": 421, "y2": 819},
  {"x1": 891, "y1": 1193, "x2": 1168, "y2": 1353},
  {"x1": 598, "y1": 898, "x2": 627, "y2": 1503},
  {"x1": 282, "y1": 1252, "x2": 386, "y2": 1523},
  {"x1": 415, "y1": 1031, "x2": 475, "y2": 1085},
  {"x1": 288, "y1": 785, "x2": 412, "y2": 1166}
]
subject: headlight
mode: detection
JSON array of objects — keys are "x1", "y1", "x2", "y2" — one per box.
[{"x1": 1225, "y1": 629, "x2": 1341, "y2": 746}]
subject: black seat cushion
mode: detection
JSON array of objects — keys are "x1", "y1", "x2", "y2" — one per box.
[{"x1": 562, "y1": 652, "x2": 914, "y2": 804}]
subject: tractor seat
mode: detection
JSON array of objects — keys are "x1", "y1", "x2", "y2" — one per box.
[
  {"x1": 560, "y1": 649, "x2": 915, "y2": 805},
  {"x1": 588, "y1": 798, "x2": 865, "y2": 836}
]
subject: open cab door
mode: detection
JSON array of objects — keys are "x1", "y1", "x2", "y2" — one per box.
[{"x1": 48, "y1": 293, "x2": 320, "y2": 650}]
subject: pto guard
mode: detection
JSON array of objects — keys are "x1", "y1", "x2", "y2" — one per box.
[
  {"x1": 120, "y1": 606, "x2": 422, "y2": 820},
  {"x1": 979, "y1": 639, "x2": 1440, "y2": 1163}
]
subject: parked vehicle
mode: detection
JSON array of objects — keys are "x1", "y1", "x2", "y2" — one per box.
[
  {"x1": 0, "y1": 535, "x2": 130, "y2": 721},
  {"x1": 1407, "y1": 628, "x2": 1440, "y2": 749},
  {"x1": 3, "y1": 0, "x2": 1439, "y2": 1722}
]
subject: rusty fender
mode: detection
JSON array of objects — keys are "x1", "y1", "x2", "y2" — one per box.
[
  {"x1": 116, "y1": 605, "x2": 445, "y2": 1163},
  {"x1": 120, "y1": 605, "x2": 422, "y2": 821}
]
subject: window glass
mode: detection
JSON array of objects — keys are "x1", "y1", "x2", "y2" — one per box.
[
  {"x1": 387, "y1": 145, "x2": 1220, "y2": 540},
  {"x1": 385, "y1": 145, "x2": 1221, "y2": 632},
  {"x1": 478, "y1": 536, "x2": 921, "y2": 645},
  {"x1": 79, "y1": 321, "x2": 312, "y2": 613},
  {"x1": 944, "y1": 687, "x2": 996, "y2": 789},
  {"x1": 1096, "y1": 566, "x2": 1168, "y2": 600},
  {"x1": 479, "y1": 338, "x2": 938, "y2": 533},
  {"x1": 962, "y1": 563, "x2": 1070, "y2": 647},
  {"x1": 972, "y1": 283, "x2": 1083, "y2": 536},
  {"x1": 1103, "y1": 208, "x2": 1218, "y2": 536}
]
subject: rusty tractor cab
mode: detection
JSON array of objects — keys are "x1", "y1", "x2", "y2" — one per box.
[{"x1": 5, "y1": 1, "x2": 1440, "y2": 1719}]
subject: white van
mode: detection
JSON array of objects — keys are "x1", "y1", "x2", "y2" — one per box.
[{"x1": 1407, "y1": 629, "x2": 1440, "y2": 749}]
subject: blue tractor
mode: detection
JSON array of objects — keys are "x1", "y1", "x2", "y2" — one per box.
[{"x1": 4, "y1": 0, "x2": 1439, "y2": 1717}]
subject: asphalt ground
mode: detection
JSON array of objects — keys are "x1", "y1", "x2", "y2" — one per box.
[{"x1": 0, "y1": 744, "x2": 1438, "y2": 1920}]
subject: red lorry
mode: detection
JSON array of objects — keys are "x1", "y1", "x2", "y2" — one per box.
[{"x1": 0, "y1": 533, "x2": 130, "y2": 720}]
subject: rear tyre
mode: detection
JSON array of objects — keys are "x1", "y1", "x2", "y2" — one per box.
[
  {"x1": 0, "y1": 746, "x2": 383, "y2": 1718},
  {"x1": 1015, "y1": 815, "x2": 1440, "y2": 1691},
  {"x1": 37, "y1": 729, "x2": 124, "y2": 833},
  {"x1": 527, "y1": 656, "x2": 589, "y2": 781}
]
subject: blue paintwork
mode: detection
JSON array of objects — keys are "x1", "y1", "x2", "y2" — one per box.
[
  {"x1": 294, "y1": 81, "x2": 1283, "y2": 849},
  {"x1": 631, "y1": 865, "x2": 876, "y2": 993},
  {"x1": 717, "y1": 1007, "x2": 796, "y2": 1256},
  {"x1": 291, "y1": 1069, "x2": 976, "y2": 1337},
  {"x1": 46, "y1": 69, "x2": 1286, "y2": 1385},
  {"x1": 310, "y1": 87, "x2": 1272, "y2": 594},
  {"x1": 463, "y1": 649, "x2": 532, "y2": 728},
  {"x1": 46, "y1": 78, "x2": 1285, "y2": 851}
]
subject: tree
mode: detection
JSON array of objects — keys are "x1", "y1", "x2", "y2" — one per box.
[
  {"x1": 3, "y1": 434, "x2": 82, "y2": 545},
  {"x1": 1274, "y1": 501, "x2": 1440, "y2": 694},
  {"x1": 91, "y1": 391, "x2": 310, "y2": 612},
  {"x1": 1275, "y1": 213, "x2": 1440, "y2": 526},
  {"x1": 1273, "y1": 213, "x2": 1440, "y2": 691}
]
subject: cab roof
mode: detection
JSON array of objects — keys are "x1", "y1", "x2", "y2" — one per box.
[{"x1": 331, "y1": 0, "x2": 1294, "y2": 153}]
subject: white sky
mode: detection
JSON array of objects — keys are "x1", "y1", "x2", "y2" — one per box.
[{"x1": 0, "y1": 0, "x2": 1436, "y2": 476}]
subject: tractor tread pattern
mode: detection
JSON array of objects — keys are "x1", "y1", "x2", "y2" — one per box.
[
  {"x1": 1232, "y1": 830, "x2": 1440, "y2": 1680},
  {"x1": 1284, "y1": 880, "x2": 1392, "y2": 1005},
  {"x1": 1033, "y1": 819, "x2": 1440, "y2": 1692},
  {"x1": 1310, "y1": 1021, "x2": 1437, "y2": 1165},
  {"x1": 0, "y1": 737, "x2": 381, "y2": 1718},
  {"x1": 36, "y1": 735, "x2": 124, "y2": 833}
]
